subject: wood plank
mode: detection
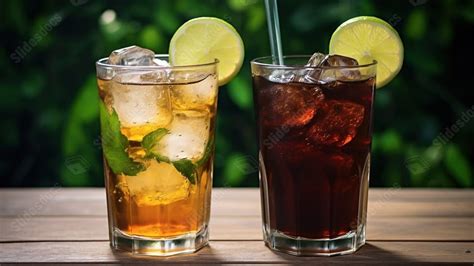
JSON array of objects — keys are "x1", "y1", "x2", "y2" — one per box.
[
  {"x1": 0, "y1": 241, "x2": 472, "y2": 264},
  {"x1": 0, "y1": 216, "x2": 259, "y2": 242},
  {"x1": 214, "y1": 200, "x2": 474, "y2": 217},
  {"x1": 0, "y1": 188, "x2": 106, "y2": 217},
  {"x1": 1, "y1": 216, "x2": 473, "y2": 242},
  {"x1": 1, "y1": 188, "x2": 473, "y2": 217},
  {"x1": 1, "y1": 189, "x2": 473, "y2": 263},
  {"x1": 2, "y1": 187, "x2": 471, "y2": 202}
]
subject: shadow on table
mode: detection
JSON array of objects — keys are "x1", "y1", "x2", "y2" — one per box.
[
  {"x1": 109, "y1": 242, "x2": 411, "y2": 264},
  {"x1": 267, "y1": 243, "x2": 412, "y2": 264},
  {"x1": 109, "y1": 245, "x2": 225, "y2": 264}
]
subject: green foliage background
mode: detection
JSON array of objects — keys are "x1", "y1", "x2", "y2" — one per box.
[{"x1": 1, "y1": 0, "x2": 473, "y2": 187}]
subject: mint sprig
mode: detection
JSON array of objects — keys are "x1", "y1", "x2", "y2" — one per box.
[
  {"x1": 142, "y1": 128, "x2": 169, "y2": 158},
  {"x1": 100, "y1": 102, "x2": 213, "y2": 184},
  {"x1": 99, "y1": 101, "x2": 145, "y2": 176},
  {"x1": 141, "y1": 129, "x2": 197, "y2": 184},
  {"x1": 172, "y1": 159, "x2": 198, "y2": 184},
  {"x1": 196, "y1": 137, "x2": 214, "y2": 167},
  {"x1": 141, "y1": 130, "x2": 215, "y2": 184}
]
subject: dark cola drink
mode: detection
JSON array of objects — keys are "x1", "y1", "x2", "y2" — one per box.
[{"x1": 251, "y1": 55, "x2": 376, "y2": 255}]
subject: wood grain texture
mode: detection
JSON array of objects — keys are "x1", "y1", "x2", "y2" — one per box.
[
  {"x1": 1, "y1": 216, "x2": 473, "y2": 242},
  {"x1": 0, "y1": 241, "x2": 473, "y2": 264},
  {"x1": 1, "y1": 188, "x2": 473, "y2": 217},
  {"x1": 0, "y1": 188, "x2": 473, "y2": 264}
]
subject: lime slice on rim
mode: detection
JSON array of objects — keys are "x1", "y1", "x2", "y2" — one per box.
[
  {"x1": 169, "y1": 17, "x2": 245, "y2": 86},
  {"x1": 329, "y1": 16, "x2": 404, "y2": 88}
]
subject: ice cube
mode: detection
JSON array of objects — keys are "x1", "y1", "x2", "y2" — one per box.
[
  {"x1": 118, "y1": 160, "x2": 191, "y2": 206},
  {"x1": 171, "y1": 74, "x2": 218, "y2": 110},
  {"x1": 279, "y1": 142, "x2": 356, "y2": 190},
  {"x1": 305, "y1": 52, "x2": 326, "y2": 67},
  {"x1": 304, "y1": 54, "x2": 361, "y2": 83},
  {"x1": 326, "y1": 153, "x2": 358, "y2": 193},
  {"x1": 113, "y1": 70, "x2": 165, "y2": 84},
  {"x1": 153, "y1": 58, "x2": 170, "y2": 67},
  {"x1": 138, "y1": 70, "x2": 170, "y2": 84},
  {"x1": 258, "y1": 83, "x2": 323, "y2": 127},
  {"x1": 153, "y1": 110, "x2": 210, "y2": 161},
  {"x1": 108, "y1": 45, "x2": 155, "y2": 66},
  {"x1": 274, "y1": 140, "x2": 319, "y2": 162},
  {"x1": 294, "y1": 52, "x2": 326, "y2": 83},
  {"x1": 326, "y1": 152, "x2": 355, "y2": 177},
  {"x1": 292, "y1": 53, "x2": 326, "y2": 83},
  {"x1": 268, "y1": 53, "x2": 324, "y2": 83},
  {"x1": 322, "y1": 54, "x2": 359, "y2": 67},
  {"x1": 320, "y1": 54, "x2": 361, "y2": 82},
  {"x1": 268, "y1": 70, "x2": 297, "y2": 83},
  {"x1": 110, "y1": 82, "x2": 173, "y2": 141},
  {"x1": 308, "y1": 100, "x2": 365, "y2": 146}
]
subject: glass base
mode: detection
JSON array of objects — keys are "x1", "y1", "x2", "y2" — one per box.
[
  {"x1": 263, "y1": 225, "x2": 366, "y2": 256},
  {"x1": 110, "y1": 225, "x2": 209, "y2": 256}
]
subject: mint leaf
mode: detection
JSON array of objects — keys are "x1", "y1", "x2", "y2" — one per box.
[
  {"x1": 155, "y1": 154, "x2": 171, "y2": 163},
  {"x1": 172, "y1": 159, "x2": 197, "y2": 184},
  {"x1": 196, "y1": 137, "x2": 214, "y2": 167},
  {"x1": 140, "y1": 126, "x2": 206, "y2": 184},
  {"x1": 142, "y1": 128, "x2": 170, "y2": 163},
  {"x1": 142, "y1": 128, "x2": 169, "y2": 151},
  {"x1": 99, "y1": 101, "x2": 144, "y2": 176}
]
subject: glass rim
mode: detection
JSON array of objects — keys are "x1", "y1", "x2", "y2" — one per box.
[
  {"x1": 251, "y1": 55, "x2": 377, "y2": 70},
  {"x1": 96, "y1": 54, "x2": 219, "y2": 70}
]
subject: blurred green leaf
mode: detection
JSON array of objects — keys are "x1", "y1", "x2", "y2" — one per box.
[
  {"x1": 37, "y1": 108, "x2": 62, "y2": 132},
  {"x1": 290, "y1": 2, "x2": 352, "y2": 32},
  {"x1": 358, "y1": 0, "x2": 376, "y2": 14},
  {"x1": 379, "y1": 129, "x2": 403, "y2": 154},
  {"x1": 63, "y1": 76, "x2": 98, "y2": 154},
  {"x1": 139, "y1": 25, "x2": 163, "y2": 51},
  {"x1": 3, "y1": 1, "x2": 27, "y2": 33},
  {"x1": 223, "y1": 152, "x2": 247, "y2": 186},
  {"x1": 426, "y1": 170, "x2": 455, "y2": 187},
  {"x1": 227, "y1": 0, "x2": 256, "y2": 11},
  {"x1": 100, "y1": 18, "x2": 134, "y2": 42},
  {"x1": 404, "y1": 9, "x2": 427, "y2": 40},
  {"x1": 227, "y1": 75, "x2": 253, "y2": 110},
  {"x1": 458, "y1": 1, "x2": 474, "y2": 22},
  {"x1": 3, "y1": 120, "x2": 19, "y2": 148},
  {"x1": 423, "y1": 145, "x2": 443, "y2": 164},
  {"x1": 21, "y1": 72, "x2": 44, "y2": 98},
  {"x1": 444, "y1": 144, "x2": 472, "y2": 187},
  {"x1": 437, "y1": 19, "x2": 453, "y2": 45},
  {"x1": 1, "y1": 0, "x2": 473, "y2": 188},
  {"x1": 156, "y1": 5, "x2": 180, "y2": 33},
  {"x1": 405, "y1": 49, "x2": 442, "y2": 75},
  {"x1": 61, "y1": 76, "x2": 99, "y2": 186},
  {"x1": 246, "y1": 5, "x2": 265, "y2": 32}
]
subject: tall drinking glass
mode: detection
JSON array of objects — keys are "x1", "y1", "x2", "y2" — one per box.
[
  {"x1": 251, "y1": 55, "x2": 376, "y2": 256},
  {"x1": 96, "y1": 55, "x2": 218, "y2": 256}
]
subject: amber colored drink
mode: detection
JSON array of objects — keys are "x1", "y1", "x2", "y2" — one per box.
[{"x1": 96, "y1": 55, "x2": 218, "y2": 256}]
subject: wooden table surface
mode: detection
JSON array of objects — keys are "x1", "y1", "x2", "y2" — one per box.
[{"x1": 0, "y1": 188, "x2": 473, "y2": 264}]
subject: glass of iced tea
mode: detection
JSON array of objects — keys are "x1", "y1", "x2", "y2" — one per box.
[
  {"x1": 251, "y1": 54, "x2": 376, "y2": 256},
  {"x1": 96, "y1": 46, "x2": 217, "y2": 256}
]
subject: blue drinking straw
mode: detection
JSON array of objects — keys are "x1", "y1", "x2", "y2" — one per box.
[{"x1": 264, "y1": 0, "x2": 284, "y2": 65}]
